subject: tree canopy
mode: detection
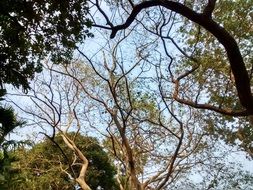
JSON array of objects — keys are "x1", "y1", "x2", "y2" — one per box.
[
  {"x1": 2, "y1": 0, "x2": 253, "y2": 190},
  {"x1": 106, "y1": 0, "x2": 253, "y2": 116},
  {"x1": 0, "y1": 0, "x2": 92, "y2": 90},
  {"x1": 0, "y1": 1, "x2": 92, "y2": 174},
  {"x1": 2, "y1": 133, "x2": 119, "y2": 190}
]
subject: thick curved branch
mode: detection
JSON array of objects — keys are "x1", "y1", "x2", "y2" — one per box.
[
  {"x1": 203, "y1": 0, "x2": 217, "y2": 18},
  {"x1": 110, "y1": 0, "x2": 253, "y2": 115}
]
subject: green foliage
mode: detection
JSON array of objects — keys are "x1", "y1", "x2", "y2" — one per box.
[
  {"x1": 178, "y1": 0, "x2": 252, "y2": 105},
  {"x1": 132, "y1": 91, "x2": 158, "y2": 120},
  {"x1": 0, "y1": 85, "x2": 28, "y2": 188},
  {"x1": 7, "y1": 133, "x2": 119, "y2": 190},
  {"x1": 0, "y1": 1, "x2": 93, "y2": 175},
  {"x1": 0, "y1": 0, "x2": 92, "y2": 90},
  {"x1": 177, "y1": 0, "x2": 253, "y2": 155},
  {"x1": 205, "y1": 119, "x2": 253, "y2": 158},
  {"x1": 0, "y1": 106, "x2": 24, "y2": 144},
  {"x1": 0, "y1": 151, "x2": 19, "y2": 189},
  {"x1": 0, "y1": 139, "x2": 33, "y2": 190}
]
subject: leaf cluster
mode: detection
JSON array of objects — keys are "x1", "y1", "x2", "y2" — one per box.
[
  {"x1": 8, "y1": 133, "x2": 119, "y2": 190},
  {"x1": 0, "y1": 0, "x2": 93, "y2": 90}
]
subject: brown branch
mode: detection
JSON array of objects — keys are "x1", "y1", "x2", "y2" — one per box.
[
  {"x1": 109, "y1": 0, "x2": 253, "y2": 115},
  {"x1": 173, "y1": 80, "x2": 248, "y2": 116},
  {"x1": 111, "y1": 113, "x2": 142, "y2": 189},
  {"x1": 203, "y1": 0, "x2": 217, "y2": 18},
  {"x1": 61, "y1": 134, "x2": 91, "y2": 190},
  {"x1": 157, "y1": 128, "x2": 184, "y2": 190},
  {"x1": 128, "y1": 0, "x2": 135, "y2": 8},
  {"x1": 94, "y1": 0, "x2": 114, "y2": 28}
]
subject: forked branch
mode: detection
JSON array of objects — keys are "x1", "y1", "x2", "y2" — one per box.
[{"x1": 108, "y1": 0, "x2": 253, "y2": 115}]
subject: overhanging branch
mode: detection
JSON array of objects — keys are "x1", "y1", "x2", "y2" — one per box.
[{"x1": 109, "y1": 0, "x2": 253, "y2": 115}]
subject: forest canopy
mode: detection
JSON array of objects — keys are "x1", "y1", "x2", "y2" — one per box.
[{"x1": 1, "y1": 0, "x2": 253, "y2": 190}]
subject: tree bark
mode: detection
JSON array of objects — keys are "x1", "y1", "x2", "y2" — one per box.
[{"x1": 61, "y1": 134, "x2": 91, "y2": 190}]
